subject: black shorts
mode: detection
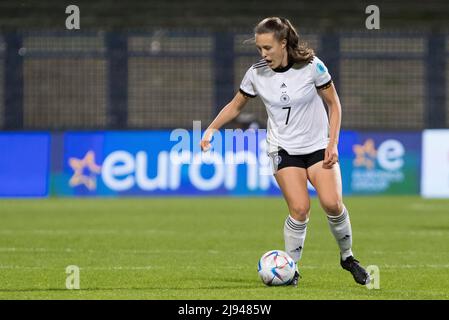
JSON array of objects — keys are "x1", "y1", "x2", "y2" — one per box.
[{"x1": 270, "y1": 148, "x2": 325, "y2": 173}]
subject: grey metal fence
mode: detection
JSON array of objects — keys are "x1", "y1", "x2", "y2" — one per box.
[{"x1": 0, "y1": 30, "x2": 447, "y2": 130}]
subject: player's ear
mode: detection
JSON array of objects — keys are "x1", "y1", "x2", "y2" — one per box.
[{"x1": 280, "y1": 38, "x2": 287, "y2": 49}]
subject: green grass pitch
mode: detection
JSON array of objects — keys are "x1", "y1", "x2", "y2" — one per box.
[{"x1": 0, "y1": 196, "x2": 448, "y2": 299}]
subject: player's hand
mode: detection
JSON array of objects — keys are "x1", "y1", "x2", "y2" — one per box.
[
  {"x1": 200, "y1": 138, "x2": 211, "y2": 152},
  {"x1": 323, "y1": 143, "x2": 339, "y2": 168},
  {"x1": 200, "y1": 129, "x2": 215, "y2": 152}
]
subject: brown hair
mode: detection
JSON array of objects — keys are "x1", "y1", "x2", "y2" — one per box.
[{"x1": 254, "y1": 17, "x2": 314, "y2": 64}]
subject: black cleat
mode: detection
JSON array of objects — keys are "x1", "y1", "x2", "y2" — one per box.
[
  {"x1": 340, "y1": 256, "x2": 370, "y2": 285},
  {"x1": 287, "y1": 271, "x2": 301, "y2": 287}
]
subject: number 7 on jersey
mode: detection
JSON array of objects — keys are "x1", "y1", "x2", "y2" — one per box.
[{"x1": 282, "y1": 106, "x2": 291, "y2": 125}]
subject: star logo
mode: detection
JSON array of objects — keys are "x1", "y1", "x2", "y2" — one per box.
[
  {"x1": 68, "y1": 151, "x2": 102, "y2": 190},
  {"x1": 353, "y1": 139, "x2": 377, "y2": 169}
]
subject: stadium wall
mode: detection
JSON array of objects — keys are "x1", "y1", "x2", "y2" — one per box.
[{"x1": 0, "y1": 130, "x2": 431, "y2": 198}]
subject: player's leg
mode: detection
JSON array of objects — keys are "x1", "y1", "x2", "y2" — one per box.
[
  {"x1": 306, "y1": 160, "x2": 370, "y2": 285},
  {"x1": 274, "y1": 166, "x2": 309, "y2": 286},
  {"x1": 306, "y1": 161, "x2": 349, "y2": 255},
  {"x1": 274, "y1": 166, "x2": 310, "y2": 266}
]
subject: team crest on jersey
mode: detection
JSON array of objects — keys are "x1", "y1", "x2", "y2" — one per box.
[
  {"x1": 280, "y1": 93, "x2": 290, "y2": 104},
  {"x1": 273, "y1": 154, "x2": 282, "y2": 165}
]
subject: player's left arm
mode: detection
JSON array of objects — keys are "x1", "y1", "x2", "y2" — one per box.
[{"x1": 318, "y1": 82, "x2": 342, "y2": 168}]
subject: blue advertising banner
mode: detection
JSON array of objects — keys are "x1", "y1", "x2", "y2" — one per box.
[
  {"x1": 52, "y1": 130, "x2": 285, "y2": 196},
  {"x1": 48, "y1": 130, "x2": 422, "y2": 197},
  {"x1": 0, "y1": 133, "x2": 50, "y2": 197},
  {"x1": 339, "y1": 132, "x2": 421, "y2": 195}
]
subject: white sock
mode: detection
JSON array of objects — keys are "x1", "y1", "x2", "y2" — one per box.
[
  {"x1": 284, "y1": 215, "x2": 308, "y2": 265},
  {"x1": 327, "y1": 206, "x2": 353, "y2": 261}
]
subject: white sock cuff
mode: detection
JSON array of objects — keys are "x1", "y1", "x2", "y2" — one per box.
[
  {"x1": 288, "y1": 214, "x2": 309, "y2": 224},
  {"x1": 327, "y1": 206, "x2": 348, "y2": 223},
  {"x1": 285, "y1": 215, "x2": 308, "y2": 232},
  {"x1": 341, "y1": 250, "x2": 353, "y2": 261}
]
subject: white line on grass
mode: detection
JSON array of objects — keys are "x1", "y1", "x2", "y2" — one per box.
[
  {"x1": 2, "y1": 229, "x2": 448, "y2": 238},
  {"x1": 1, "y1": 264, "x2": 449, "y2": 271},
  {"x1": 409, "y1": 203, "x2": 449, "y2": 211},
  {"x1": 1, "y1": 247, "x2": 448, "y2": 257},
  {"x1": 0, "y1": 229, "x2": 175, "y2": 235},
  {"x1": 0, "y1": 247, "x2": 221, "y2": 254}
]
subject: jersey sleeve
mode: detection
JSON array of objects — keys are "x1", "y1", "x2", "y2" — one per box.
[
  {"x1": 311, "y1": 56, "x2": 332, "y2": 90},
  {"x1": 239, "y1": 67, "x2": 258, "y2": 98}
]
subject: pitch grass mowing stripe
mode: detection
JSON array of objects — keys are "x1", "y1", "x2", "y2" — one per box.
[
  {"x1": 0, "y1": 196, "x2": 449, "y2": 299},
  {"x1": 2, "y1": 264, "x2": 449, "y2": 270}
]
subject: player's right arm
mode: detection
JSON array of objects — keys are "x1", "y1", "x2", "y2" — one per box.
[{"x1": 200, "y1": 91, "x2": 249, "y2": 152}]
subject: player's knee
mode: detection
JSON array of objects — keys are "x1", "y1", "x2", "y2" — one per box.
[
  {"x1": 322, "y1": 199, "x2": 344, "y2": 216},
  {"x1": 288, "y1": 204, "x2": 310, "y2": 222}
]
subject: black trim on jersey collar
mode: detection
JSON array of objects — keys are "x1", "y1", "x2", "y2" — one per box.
[{"x1": 273, "y1": 61, "x2": 294, "y2": 73}]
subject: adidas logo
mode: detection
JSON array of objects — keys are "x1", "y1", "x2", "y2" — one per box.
[
  {"x1": 280, "y1": 83, "x2": 287, "y2": 88},
  {"x1": 293, "y1": 246, "x2": 302, "y2": 252},
  {"x1": 340, "y1": 235, "x2": 351, "y2": 241}
]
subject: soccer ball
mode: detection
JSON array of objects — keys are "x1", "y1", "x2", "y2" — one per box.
[{"x1": 257, "y1": 250, "x2": 296, "y2": 286}]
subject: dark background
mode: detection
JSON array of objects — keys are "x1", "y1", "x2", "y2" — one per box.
[{"x1": 0, "y1": 0, "x2": 448, "y2": 130}]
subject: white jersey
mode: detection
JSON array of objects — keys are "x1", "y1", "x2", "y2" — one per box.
[{"x1": 239, "y1": 56, "x2": 332, "y2": 155}]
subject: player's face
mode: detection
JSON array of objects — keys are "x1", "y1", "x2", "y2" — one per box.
[{"x1": 255, "y1": 33, "x2": 287, "y2": 69}]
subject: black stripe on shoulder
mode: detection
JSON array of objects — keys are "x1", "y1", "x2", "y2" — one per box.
[
  {"x1": 308, "y1": 56, "x2": 315, "y2": 64},
  {"x1": 252, "y1": 60, "x2": 268, "y2": 69},
  {"x1": 253, "y1": 64, "x2": 268, "y2": 69},
  {"x1": 316, "y1": 79, "x2": 333, "y2": 90},
  {"x1": 239, "y1": 88, "x2": 257, "y2": 98}
]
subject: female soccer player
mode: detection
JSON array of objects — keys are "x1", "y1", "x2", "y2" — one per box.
[{"x1": 200, "y1": 17, "x2": 370, "y2": 286}]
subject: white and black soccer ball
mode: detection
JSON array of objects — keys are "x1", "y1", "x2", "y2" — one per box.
[{"x1": 257, "y1": 250, "x2": 296, "y2": 286}]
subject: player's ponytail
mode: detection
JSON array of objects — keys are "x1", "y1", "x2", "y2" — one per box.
[{"x1": 254, "y1": 17, "x2": 314, "y2": 65}]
